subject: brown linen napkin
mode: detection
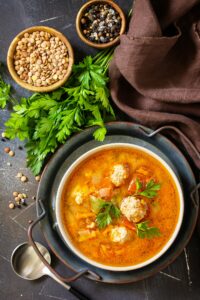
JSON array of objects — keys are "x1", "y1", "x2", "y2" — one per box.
[{"x1": 109, "y1": 0, "x2": 200, "y2": 169}]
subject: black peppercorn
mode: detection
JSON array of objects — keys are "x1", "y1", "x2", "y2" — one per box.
[{"x1": 81, "y1": 3, "x2": 122, "y2": 44}]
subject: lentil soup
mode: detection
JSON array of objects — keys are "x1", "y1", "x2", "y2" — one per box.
[{"x1": 59, "y1": 146, "x2": 182, "y2": 268}]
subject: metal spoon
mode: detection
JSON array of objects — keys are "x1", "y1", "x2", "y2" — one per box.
[{"x1": 11, "y1": 242, "x2": 89, "y2": 300}]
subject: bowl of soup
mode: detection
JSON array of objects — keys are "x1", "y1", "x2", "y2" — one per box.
[{"x1": 55, "y1": 143, "x2": 184, "y2": 271}]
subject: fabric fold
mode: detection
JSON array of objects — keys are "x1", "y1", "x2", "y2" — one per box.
[{"x1": 109, "y1": 0, "x2": 200, "y2": 168}]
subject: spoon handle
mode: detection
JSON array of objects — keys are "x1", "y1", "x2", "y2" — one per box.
[
  {"x1": 69, "y1": 286, "x2": 90, "y2": 300},
  {"x1": 46, "y1": 267, "x2": 90, "y2": 300}
]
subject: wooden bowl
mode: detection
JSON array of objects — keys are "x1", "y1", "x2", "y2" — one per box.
[
  {"x1": 76, "y1": 0, "x2": 126, "y2": 49},
  {"x1": 7, "y1": 26, "x2": 74, "y2": 93}
]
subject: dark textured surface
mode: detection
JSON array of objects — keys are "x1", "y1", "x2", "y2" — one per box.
[{"x1": 0, "y1": 1, "x2": 200, "y2": 300}]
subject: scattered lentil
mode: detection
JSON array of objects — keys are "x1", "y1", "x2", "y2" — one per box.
[
  {"x1": 21, "y1": 175, "x2": 28, "y2": 182},
  {"x1": 8, "y1": 150, "x2": 15, "y2": 157},
  {"x1": 13, "y1": 191, "x2": 19, "y2": 197},
  {"x1": 9, "y1": 202, "x2": 15, "y2": 209},
  {"x1": 13, "y1": 31, "x2": 69, "y2": 87},
  {"x1": 80, "y1": 3, "x2": 122, "y2": 44},
  {"x1": 35, "y1": 175, "x2": 41, "y2": 182},
  {"x1": 4, "y1": 147, "x2": 10, "y2": 153},
  {"x1": 14, "y1": 196, "x2": 21, "y2": 202},
  {"x1": 16, "y1": 172, "x2": 23, "y2": 178}
]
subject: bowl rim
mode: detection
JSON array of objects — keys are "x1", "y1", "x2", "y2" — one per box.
[
  {"x1": 76, "y1": 0, "x2": 126, "y2": 49},
  {"x1": 7, "y1": 25, "x2": 74, "y2": 92},
  {"x1": 55, "y1": 142, "x2": 184, "y2": 271}
]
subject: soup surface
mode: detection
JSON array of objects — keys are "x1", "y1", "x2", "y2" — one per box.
[{"x1": 60, "y1": 147, "x2": 180, "y2": 267}]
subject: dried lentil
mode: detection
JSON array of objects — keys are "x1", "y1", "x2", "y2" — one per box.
[
  {"x1": 35, "y1": 175, "x2": 41, "y2": 182},
  {"x1": 80, "y1": 3, "x2": 122, "y2": 44},
  {"x1": 13, "y1": 31, "x2": 69, "y2": 87},
  {"x1": 21, "y1": 175, "x2": 28, "y2": 182},
  {"x1": 16, "y1": 172, "x2": 23, "y2": 178},
  {"x1": 13, "y1": 191, "x2": 19, "y2": 197},
  {"x1": 8, "y1": 150, "x2": 15, "y2": 157},
  {"x1": 9, "y1": 203, "x2": 15, "y2": 209}
]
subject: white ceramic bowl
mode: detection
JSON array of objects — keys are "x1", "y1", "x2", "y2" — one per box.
[{"x1": 56, "y1": 143, "x2": 184, "y2": 271}]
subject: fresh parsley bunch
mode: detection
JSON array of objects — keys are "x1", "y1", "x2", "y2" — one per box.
[{"x1": 4, "y1": 48, "x2": 115, "y2": 175}]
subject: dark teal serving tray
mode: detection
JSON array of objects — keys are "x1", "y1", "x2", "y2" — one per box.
[{"x1": 37, "y1": 122, "x2": 199, "y2": 284}]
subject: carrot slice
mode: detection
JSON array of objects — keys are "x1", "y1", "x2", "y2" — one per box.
[{"x1": 121, "y1": 217, "x2": 136, "y2": 231}]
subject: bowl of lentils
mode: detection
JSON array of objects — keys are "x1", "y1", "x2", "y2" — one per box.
[
  {"x1": 7, "y1": 26, "x2": 74, "y2": 92},
  {"x1": 76, "y1": 0, "x2": 126, "y2": 48}
]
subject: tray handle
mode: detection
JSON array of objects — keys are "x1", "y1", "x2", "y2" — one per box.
[
  {"x1": 139, "y1": 125, "x2": 200, "y2": 208},
  {"x1": 28, "y1": 199, "x2": 101, "y2": 283},
  {"x1": 139, "y1": 125, "x2": 200, "y2": 163}
]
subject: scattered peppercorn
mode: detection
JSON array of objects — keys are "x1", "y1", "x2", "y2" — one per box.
[
  {"x1": 4, "y1": 147, "x2": 10, "y2": 153},
  {"x1": 8, "y1": 150, "x2": 15, "y2": 157},
  {"x1": 18, "y1": 146, "x2": 23, "y2": 150},
  {"x1": 21, "y1": 199, "x2": 27, "y2": 205},
  {"x1": 21, "y1": 175, "x2": 28, "y2": 182},
  {"x1": 80, "y1": 3, "x2": 122, "y2": 44},
  {"x1": 13, "y1": 31, "x2": 69, "y2": 87},
  {"x1": 9, "y1": 202, "x2": 15, "y2": 209}
]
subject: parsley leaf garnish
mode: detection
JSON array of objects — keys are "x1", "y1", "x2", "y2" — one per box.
[
  {"x1": 90, "y1": 196, "x2": 121, "y2": 229},
  {"x1": 136, "y1": 179, "x2": 161, "y2": 199},
  {"x1": 136, "y1": 221, "x2": 161, "y2": 239}
]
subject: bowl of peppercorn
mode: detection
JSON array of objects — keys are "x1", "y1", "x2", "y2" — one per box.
[
  {"x1": 7, "y1": 26, "x2": 74, "y2": 92},
  {"x1": 76, "y1": 0, "x2": 126, "y2": 49}
]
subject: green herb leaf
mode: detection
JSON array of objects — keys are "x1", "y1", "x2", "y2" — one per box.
[
  {"x1": 136, "y1": 221, "x2": 161, "y2": 239},
  {"x1": 93, "y1": 127, "x2": 107, "y2": 141},
  {"x1": 135, "y1": 178, "x2": 143, "y2": 193},
  {"x1": 0, "y1": 76, "x2": 11, "y2": 108},
  {"x1": 137, "y1": 179, "x2": 161, "y2": 199},
  {"x1": 91, "y1": 198, "x2": 121, "y2": 229}
]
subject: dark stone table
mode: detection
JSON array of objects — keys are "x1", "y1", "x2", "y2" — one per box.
[{"x1": 0, "y1": 1, "x2": 200, "y2": 300}]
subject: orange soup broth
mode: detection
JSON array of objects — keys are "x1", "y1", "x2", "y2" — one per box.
[{"x1": 60, "y1": 148, "x2": 180, "y2": 267}]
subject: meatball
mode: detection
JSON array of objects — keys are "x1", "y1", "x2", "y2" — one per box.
[
  {"x1": 110, "y1": 226, "x2": 128, "y2": 243},
  {"x1": 110, "y1": 164, "x2": 129, "y2": 187},
  {"x1": 120, "y1": 196, "x2": 147, "y2": 223}
]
